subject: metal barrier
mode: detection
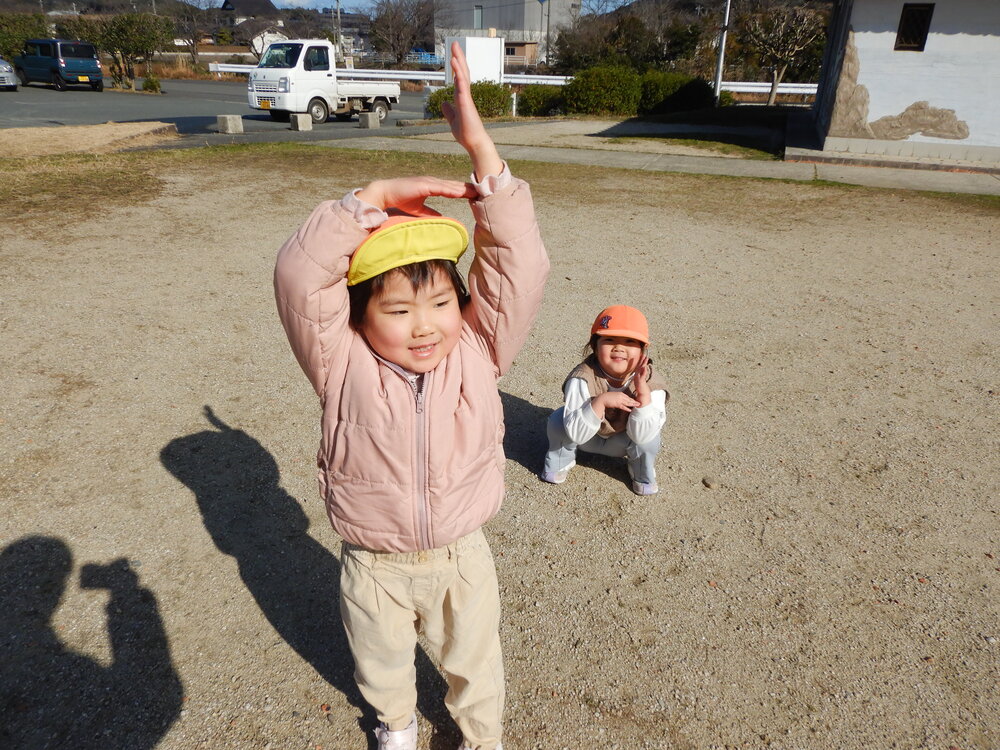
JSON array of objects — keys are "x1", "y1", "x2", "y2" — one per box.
[{"x1": 209, "y1": 62, "x2": 816, "y2": 94}]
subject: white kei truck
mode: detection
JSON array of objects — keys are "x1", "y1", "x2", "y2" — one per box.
[{"x1": 247, "y1": 39, "x2": 400, "y2": 124}]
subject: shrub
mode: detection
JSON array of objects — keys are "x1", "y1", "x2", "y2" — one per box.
[
  {"x1": 562, "y1": 66, "x2": 641, "y2": 116},
  {"x1": 426, "y1": 81, "x2": 511, "y2": 118},
  {"x1": 142, "y1": 73, "x2": 161, "y2": 93},
  {"x1": 718, "y1": 89, "x2": 736, "y2": 107},
  {"x1": 639, "y1": 70, "x2": 694, "y2": 114},
  {"x1": 516, "y1": 84, "x2": 564, "y2": 117},
  {"x1": 650, "y1": 77, "x2": 716, "y2": 114}
]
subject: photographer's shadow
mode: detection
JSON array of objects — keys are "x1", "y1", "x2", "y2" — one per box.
[
  {"x1": 160, "y1": 407, "x2": 453, "y2": 747},
  {"x1": 0, "y1": 536, "x2": 182, "y2": 749}
]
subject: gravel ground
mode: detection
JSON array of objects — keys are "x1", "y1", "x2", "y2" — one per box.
[{"x1": 1, "y1": 125, "x2": 998, "y2": 750}]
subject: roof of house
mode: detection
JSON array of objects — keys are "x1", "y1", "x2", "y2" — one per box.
[{"x1": 221, "y1": 0, "x2": 280, "y2": 16}]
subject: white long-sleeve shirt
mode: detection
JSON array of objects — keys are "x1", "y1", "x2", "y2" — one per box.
[{"x1": 561, "y1": 377, "x2": 667, "y2": 446}]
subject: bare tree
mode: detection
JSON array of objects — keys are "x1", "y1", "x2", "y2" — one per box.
[
  {"x1": 172, "y1": 0, "x2": 220, "y2": 67},
  {"x1": 367, "y1": 0, "x2": 432, "y2": 64},
  {"x1": 740, "y1": 2, "x2": 825, "y2": 105}
]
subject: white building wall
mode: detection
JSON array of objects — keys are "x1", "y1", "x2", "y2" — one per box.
[{"x1": 851, "y1": 0, "x2": 1000, "y2": 147}]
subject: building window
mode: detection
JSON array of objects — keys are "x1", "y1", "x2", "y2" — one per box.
[
  {"x1": 474, "y1": 5, "x2": 483, "y2": 29},
  {"x1": 505, "y1": 46, "x2": 515, "y2": 55},
  {"x1": 894, "y1": 3, "x2": 934, "y2": 51}
]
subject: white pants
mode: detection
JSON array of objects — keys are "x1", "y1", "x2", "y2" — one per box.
[{"x1": 339, "y1": 528, "x2": 504, "y2": 749}]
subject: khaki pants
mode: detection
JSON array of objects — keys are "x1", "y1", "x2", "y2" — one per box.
[{"x1": 340, "y1": 528, "x2": 504, "y2": 749}]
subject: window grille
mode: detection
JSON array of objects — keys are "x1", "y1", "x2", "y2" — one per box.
[{"x1": 895, "y1": 3, "x2": 934, "y2": 51}]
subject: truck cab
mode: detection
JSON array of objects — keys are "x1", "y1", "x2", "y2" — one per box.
[{"x1": 247, "y1": 40, "x2": 400, "y2": 124}]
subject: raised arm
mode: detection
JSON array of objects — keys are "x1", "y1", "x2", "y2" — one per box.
[{"x1": 441, "y1": 41, "x2": 503, "y2": 181}]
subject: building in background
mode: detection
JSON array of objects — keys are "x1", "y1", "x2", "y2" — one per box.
[
  {"x1": 434, "y1": 0, "x2": 580, "y2": 65},
  {"x1": 813, "y1": 0, "x2": 1000, "y2": 164}
]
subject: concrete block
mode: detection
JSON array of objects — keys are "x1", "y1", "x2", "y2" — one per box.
[
  {"x1": 359, "y1": 112, "x2": 380, "y2": 129},
  {"x1": 290, "y1": 113, "x2": 312, "y2": 131},
  {"x1": 216, "y1": 115, "x2": 243, "y2": 134},
  {"x1": 845, "y1": 138, "x2": 866, "y2": 154}
]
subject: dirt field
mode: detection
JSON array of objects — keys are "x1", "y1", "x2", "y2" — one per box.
[{"x1": 1, "y1": 129, "x2": 998, "y2": 750}]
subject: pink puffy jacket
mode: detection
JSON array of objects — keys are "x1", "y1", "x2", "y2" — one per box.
[{"x1": 274, "y1": 178, "x2": 549, "y2": 552}]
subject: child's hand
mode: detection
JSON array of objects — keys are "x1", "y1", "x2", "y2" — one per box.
[
  {"x1": 632, "y1": 355, "x2": 651, "y2": 407},
  {"x1": 591, "y1": 391, "x2": 640, "y2": 419},
  {"x1": 441, "y1": 41, "x2": 503, "y2": 181},
  {"x1": 356, "y1": 175, "x2": 477, "y2": 213}
]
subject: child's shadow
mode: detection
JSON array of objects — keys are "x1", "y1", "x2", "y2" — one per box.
[
  {"x1": 160, "y1": 407, "x2": 455, "y2": 749},
  {"x1": 500, "y1": 391, "x2": 632, "y2": 486},
  {"x1": 499, "y1": 390, "x2": 552, "y2": 475}
]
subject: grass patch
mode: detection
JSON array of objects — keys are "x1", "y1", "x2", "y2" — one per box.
[
  {"x1": 0, "y1": 152, "x2": 164, "y2": 223},
  {"x1": 1, "y1": 143, "x2": 995, "y2": 227}
]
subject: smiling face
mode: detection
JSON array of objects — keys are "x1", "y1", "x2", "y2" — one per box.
[
  {"x1": 595, "y1": 335, "x2": 644, "y2": 381},
  {"x1": 360, "y1": 267, "x2": 464, "y2": 373}
]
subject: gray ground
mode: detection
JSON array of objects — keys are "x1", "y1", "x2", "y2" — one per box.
[{"x1": 2, "y1": 124, "x2": 998, "y2": 750}]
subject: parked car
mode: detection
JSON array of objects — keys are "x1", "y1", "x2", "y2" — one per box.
[
  {"x1": 0, "y1": 57, "x2": 17, "y2": 91},
  {"x1": 14, "y1": 39, "x2": 104, "y2": 91}
]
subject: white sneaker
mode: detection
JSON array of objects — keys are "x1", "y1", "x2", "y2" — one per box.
[
  {"x1": 375, "y1": 714, "x2": 417, "y2": 750},
  {"x1": 458, "y1": 743, "x2": 503, "y2": 750},
  {"x1": 627, "y1": 465, "x2": 658, "y2": 495},
  {"x1": 540, "y1": 461, "x2": 575, "y2": 484}
]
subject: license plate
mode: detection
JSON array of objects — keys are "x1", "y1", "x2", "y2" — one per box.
[
  {"x1": 78, "y1": 76, "x2": 88, "y2": 82},
  {"x1": 260, "y1": 99, "x2": 271, "y2": 109}
]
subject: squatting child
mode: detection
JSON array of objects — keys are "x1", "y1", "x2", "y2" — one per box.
[
  {"x1": 273, "y1": 43, "x2": 549, "y2": 750},
  {"x1": 540, "y1": 305, "x2": 669, "y2": 495}
]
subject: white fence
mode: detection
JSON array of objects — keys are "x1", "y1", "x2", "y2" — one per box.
[{"x1": 210, "y1": 62, "x2": 816, "y2": 95}]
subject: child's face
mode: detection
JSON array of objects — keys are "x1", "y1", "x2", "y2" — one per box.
[
  {"x1": 595, "y1": 335, "x2": 644, "y2": 380},
  {"x1": 361, "y1": 268, "x2": 463, "y2": 373}
]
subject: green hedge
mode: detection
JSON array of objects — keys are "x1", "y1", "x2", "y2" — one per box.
[
  {"x1": 562, "y1": 65, "x2": 641, "y2": 116},
  {"x1": 426, "y1": 81, "x2": 512, "y2": 118},
  {"x1": 0, "y1": 13, "x2": 47, "y2": 61},
  {"x1": 516, "y1": 84, "x2": 564, "y2": 117},
  {"x1": 640, "y1": 71, "x2": 718, "y2": 114}
]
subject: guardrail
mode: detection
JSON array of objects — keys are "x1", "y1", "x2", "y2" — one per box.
[{"x1": 210, "y1": 62, "x2": 815, "y2": 94}]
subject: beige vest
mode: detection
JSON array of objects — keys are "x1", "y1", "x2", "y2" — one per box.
[{"x1": 565, "y1": 355, "x2": 669, "y2": 437}]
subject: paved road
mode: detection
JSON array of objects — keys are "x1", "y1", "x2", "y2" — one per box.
[{"x1": 0, "y1": 78, "x2": 427, "y2": 135}]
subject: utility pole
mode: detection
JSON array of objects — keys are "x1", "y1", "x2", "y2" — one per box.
[
  {"x1": 537, "y1": 0, "x2": 546, "y2": 63},
  {"x1": 713, "y1": 0, "x2": 732, "y2": 106},
  {"x1": 336, "y1": 0, "x2": 343, "y2": 62},
  {"x1": 545, "y1": 0, "x2": 550, "y2": 65}
]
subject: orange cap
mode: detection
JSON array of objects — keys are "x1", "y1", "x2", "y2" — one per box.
[{"x1": 591, "y1": 305, "x2": 649, "y2": 345}]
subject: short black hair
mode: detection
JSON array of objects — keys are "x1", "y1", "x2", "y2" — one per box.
[{"x1": 348, "y1": 259, "x2": 470, "y2": 331}]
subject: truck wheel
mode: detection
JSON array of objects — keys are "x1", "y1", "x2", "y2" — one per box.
[
  {"x1": 370, "y1": 99, "x2": 389, "y2": 122},
  {"x1": 52, "y1": 73, "x2": 66, "y2": 91},
  {"x1": 16, "y1": 68, "x2": 28, "y2": 86},
  {"x1": 269, "y1": 109, "x2": 291, "y2": 122},
  {"x1": 308, "y1": 98, "x2": 329, "y2": 124},
  {"x1": 91, "y1": 79, "x2": 103, "y2": 92}
]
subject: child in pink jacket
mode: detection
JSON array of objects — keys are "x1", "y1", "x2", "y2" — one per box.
[{"x1": 274, "y1": 43, "x2": 548, "y2": 750}]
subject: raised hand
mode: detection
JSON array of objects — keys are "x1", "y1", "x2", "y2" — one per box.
[
  {"x1": 632, "y1": 355, "x2": 651, "y2": 407},
  {"x1": 440, "y1": 41, "x2": 503, "y2": 180},
  {"x1": 356, "y1": 175, "x2": 477, "y2": 213}
]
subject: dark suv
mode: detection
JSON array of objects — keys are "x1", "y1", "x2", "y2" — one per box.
[{"x1": 14, "y1": 38, "x2": 104, "y2": 91}]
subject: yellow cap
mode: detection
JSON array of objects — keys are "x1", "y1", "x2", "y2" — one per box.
[{"x1": 347, "y1": 212, "x2": 470, "y2": 286}]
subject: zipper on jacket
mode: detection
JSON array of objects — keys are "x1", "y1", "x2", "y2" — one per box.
[
  {"x1": 402, "y1": 370, "x2": 432, "y2": 551},
  {"x1": 412, "y1": 373, "x2": 432, "y2": 550},
  {"x1": 373, "y1": 354, "x2": 435, "y2": 551}
]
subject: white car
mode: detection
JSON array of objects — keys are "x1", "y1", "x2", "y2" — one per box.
[{"x1": 0, "y1": 57, "x2": 17, "y2": 91}]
